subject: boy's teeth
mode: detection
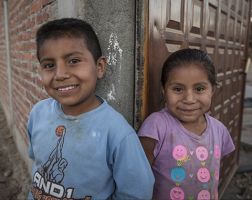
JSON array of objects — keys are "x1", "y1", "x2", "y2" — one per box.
[{"x1": 58, "y1": 86, "x2": 76, "y2": 91}]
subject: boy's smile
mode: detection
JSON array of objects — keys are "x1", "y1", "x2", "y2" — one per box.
[
  {"x1": 39, "y1": 37, "x2": 106, "y2": 116},
  {"x1": 162, "y1": 65, "x2": 215, "y2": 134}
]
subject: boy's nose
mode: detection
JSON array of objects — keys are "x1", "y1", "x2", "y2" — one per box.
[
  {"x1": 182, "y1": 90, "x2": 196, "y2": 104},
  {"x1": 54, "y1": 63, "x2": 71, "y2": 81}
]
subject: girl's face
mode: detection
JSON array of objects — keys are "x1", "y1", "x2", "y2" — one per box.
[{"x1": 162, "y1": 64, "x2": 215, "y2": 126}]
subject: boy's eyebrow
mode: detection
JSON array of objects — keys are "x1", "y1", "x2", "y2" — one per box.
[
  {"x1": 62, "y1": 52, "x2": 84, "y2": 59},
  {"x1": 40, "y1": 58, "x2": 54, "y2": 63},
  {"x1": 40, "y1": 52, "x2": 84, "y2": 63}
]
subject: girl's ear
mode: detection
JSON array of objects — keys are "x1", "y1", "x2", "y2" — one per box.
[
  {"x1": 97, "y1": 56, "x2": 107, "y2": 79},
  {"x1": 212, "y1": 85, "x2": 216, "y2": 96},
  {"x1": 161, "y1": 82, "x2": 165, "y2": 95}
]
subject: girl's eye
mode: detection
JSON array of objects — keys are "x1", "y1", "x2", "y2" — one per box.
[
  {"x1": 69, "y1": 59, "x2": 80, "y2": 64},
  {"x1": 174, "y1": 88, "x2": 182, "y2": 92},
  {"x1": 196, "y1": 87, "x2": 204, "y2": 92},
  {"x1": 43, "y1": 63, "x2": 54, "y2": 69}
]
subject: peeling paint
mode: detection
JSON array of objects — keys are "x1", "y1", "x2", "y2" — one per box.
[
  {"x1": 107, "y1": 33, "x2": 123, "y2": 67},
  {"x1": 107, "y1": 84, "x2": 116, "y2": 101}
]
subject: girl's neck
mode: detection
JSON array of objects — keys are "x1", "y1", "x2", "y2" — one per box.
[{"x1": 180, "y1": 115, "x2": 207, "y2": 136}]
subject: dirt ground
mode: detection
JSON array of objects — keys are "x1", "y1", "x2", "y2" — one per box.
[
  {"x1": 0, "y1": 105, "x2": 31, "y2": 200},
  {"x1": 0, "y1": 104, "x2": 252, "y2": 200}
]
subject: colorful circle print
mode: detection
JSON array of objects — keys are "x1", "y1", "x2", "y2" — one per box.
[
  {"x1": 198, "y1": 190, "x2": 210, "y2": 200},
  {"x1": 173, "y1": 145, "x2": 187, "y2": 160},
  {"x1": 214, "y1": 144, "x2": 220, "y2": 159},
  {"x1": 197, "y1": 167, "x2": 210, "y2": 182},
  {"x1": 170, "y1": 187, "x2": 185, "y2": 200},
  {"x1": 171, "y1": 167, "x2": 186, "y2": 182},
  {"x1": 196, "y1": 146, "x2": 208, "y2": 161}
]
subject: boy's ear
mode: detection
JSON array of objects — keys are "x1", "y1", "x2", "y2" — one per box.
[{"x1": 97, "y1": 56, "x2": 107, "y2": 79}]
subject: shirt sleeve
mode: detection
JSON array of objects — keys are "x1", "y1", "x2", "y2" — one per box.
[
  {"x1": 110, "y1": 132, "x2": 155, "y2": 199},
  {"x1": 137, "y1": 113, "x2": 167, "y2": 157},
  {"x1": 221, "y1": 126, "x2": 235, "y2": 157},
  {"x1": 27, "y1": 112, "x2": 35, "y2": 161}
]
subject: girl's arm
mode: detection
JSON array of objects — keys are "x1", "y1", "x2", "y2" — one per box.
[{"x1": 139, "y1": 137, "x2": 156, "y2": 166}]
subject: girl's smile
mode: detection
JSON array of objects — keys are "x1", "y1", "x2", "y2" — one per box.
[{"x1": 162, "y1": 64, "x2": 215, "y2": 135}]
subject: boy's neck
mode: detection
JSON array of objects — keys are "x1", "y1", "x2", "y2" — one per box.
[{"x1": 61, "y1": 95, "x2": 102, "y2": 116}]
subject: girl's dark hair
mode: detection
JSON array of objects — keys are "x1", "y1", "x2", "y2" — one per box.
[
  {"x1": 161, "y1": 48, "x2": 218, "y2": 88},
  {"x1": 36, "y1": 18, "x2": 102, "y2": 62}
]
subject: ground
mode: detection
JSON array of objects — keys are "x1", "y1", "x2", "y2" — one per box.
[
  {"x1": 0, "y1": 105, "x2": 252, "y2": 200},
  {"x1": 0, "y1": 105, "x2": 31, "y2": 200}
]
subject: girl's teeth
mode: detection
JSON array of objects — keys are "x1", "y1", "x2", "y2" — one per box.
[{"x1": 58, "y1": 86, "x2": 76, "y2": 91}]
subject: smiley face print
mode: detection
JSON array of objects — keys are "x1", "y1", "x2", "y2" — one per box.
[
  {"x1": 214, "y1": 145, "x2": 220, "y2": 159},
  {"x1": 197, "y1": 167, "x2": 210, "y2": 182},
  {"x1": 171, "y1": 167, "x2": 186, "y2": 182},
  {"x1": 196, "y1": 146, "x2": 208, "y2": 161},
  {"x1": 173, "y1": 145, "x2": 187, "y2": 160},
  {"x1": 215, "y1": 166, "x2": 219, "y2": 180},
  {"x1": 198, "y1": 190, "x2": 210, "y2": 200},
  {"x1": 170, "y1": 187, "x2": 185, "y2": 200}
]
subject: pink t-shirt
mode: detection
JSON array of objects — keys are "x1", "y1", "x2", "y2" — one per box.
[{"x1": 138, "y1": 108, "x2": 235, "y2": 200}]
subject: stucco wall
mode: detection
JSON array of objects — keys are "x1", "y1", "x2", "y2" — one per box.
[{"x1": 79, "y1": 0, "x2": 136, "y2": 125}]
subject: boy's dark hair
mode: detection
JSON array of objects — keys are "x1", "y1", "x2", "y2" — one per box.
[
  {"x1": 161, "y1": 48, "x2": 219, "y2": 89},
  {"x1": 36, "y1": 18, "x2": 102, "y2": 62}
]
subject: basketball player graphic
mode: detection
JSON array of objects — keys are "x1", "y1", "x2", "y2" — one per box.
[{"x1": 41, "y1": 126, "x2": 68, "y2": 184}]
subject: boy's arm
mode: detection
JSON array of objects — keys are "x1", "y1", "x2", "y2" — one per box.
[
  {"x1": 111, "y1": 132, "x2": 155, "y2": 199},
  {"x1": 27, "y1": 117, "x2": 35, "y2": 161}
]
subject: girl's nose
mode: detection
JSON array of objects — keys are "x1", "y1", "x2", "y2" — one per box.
[
  {"x1": 182, "y1": 90, "x2": 196, "y2": 104},
  {"x1": 54, "y1": 62, "x2": 71, "y2": 81}
]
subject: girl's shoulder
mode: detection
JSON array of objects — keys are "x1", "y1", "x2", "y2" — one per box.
[
  {"x1": 205, "y1": 114, "x2": 226, "y2": 127},
  {"x1": 138, "y1": 108, "x2": 175, "y2": 136},
  {"x1": 144, "y1": 108, "x2": 174, "y2": 124}
]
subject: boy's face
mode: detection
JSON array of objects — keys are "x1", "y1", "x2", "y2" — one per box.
[{"x1": 39, "y1": 36, "x2": 106, "y2": 115}]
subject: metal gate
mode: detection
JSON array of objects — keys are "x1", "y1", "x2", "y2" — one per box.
[{"x1": 135, "y1": 0, "x2": 251, "y2": 197}]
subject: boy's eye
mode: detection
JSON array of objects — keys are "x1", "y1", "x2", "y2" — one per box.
[
  {"x1": 195, "y1": 87, "x2": 204, "y2": 92},
  {"x1": 43, "y1": 63, "x2": 54, "y2": 69},
  {"x1": 174, "y1": 88, "x2": 182, "y2": 92},
  {"x1": 69, "y1": 59, "x2": 80, "y2": 64}
]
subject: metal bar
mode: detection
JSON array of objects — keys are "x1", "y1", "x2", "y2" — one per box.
[{"x1": 3, "y1": 0, "x2": 13, "y2": 130}]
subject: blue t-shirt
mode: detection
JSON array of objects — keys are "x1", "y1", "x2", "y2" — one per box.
[{"x1": 27, "y1": 96, "x2": 154, "y2": 200}]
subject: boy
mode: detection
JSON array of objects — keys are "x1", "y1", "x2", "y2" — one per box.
[{"x1": 27, "y1": 18, "x2": 154, "y2": 200}]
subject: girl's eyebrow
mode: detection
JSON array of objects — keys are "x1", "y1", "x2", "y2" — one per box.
[
  {"x1": 169, "y1": 82, "x2": 184, "y2": 86},
  {"x1": 169, "y1": 81, "x2": 209, "y2": 86}
]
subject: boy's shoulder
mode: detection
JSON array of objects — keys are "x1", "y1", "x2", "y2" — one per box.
[
  {"x1": 30, "y1": 98, "x2": 55, "y2": 113},
  {"x1": 98, "y1": 98, "x2": 134, "y2": 131}
]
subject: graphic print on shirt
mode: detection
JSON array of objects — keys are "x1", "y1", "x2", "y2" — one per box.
[
  {"x1": 30, "y1": 125, "x2": 92, "y2": 200},
  {"x1": 198, "y1": 190, "x2": 210, "y2": 200},
  {"x1": 171, "y1": 167, "x2": 186, "y2": 182},
  {"x1": 214, "y1": 166, "x2": 219, "y2": 180},
  {"x1": 173, "y1": 145, "x2": 191, "y2": 166},
  {"x1": 41, "y1": 126, "x2": 68, "y2": 184},
  {"x1": 197, "y1": 167, "x2": 210, "y2": 183},
  {"x1": 170, "y1": 187, "x2": 185, "y2": 200},
  {"x1": 214, "y1": 144, "x2": 220, "y2": 163}
]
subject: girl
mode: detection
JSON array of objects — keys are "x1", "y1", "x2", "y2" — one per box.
[{"x1": 138, "y1": 49, "x2": 235, "y2": 200}]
